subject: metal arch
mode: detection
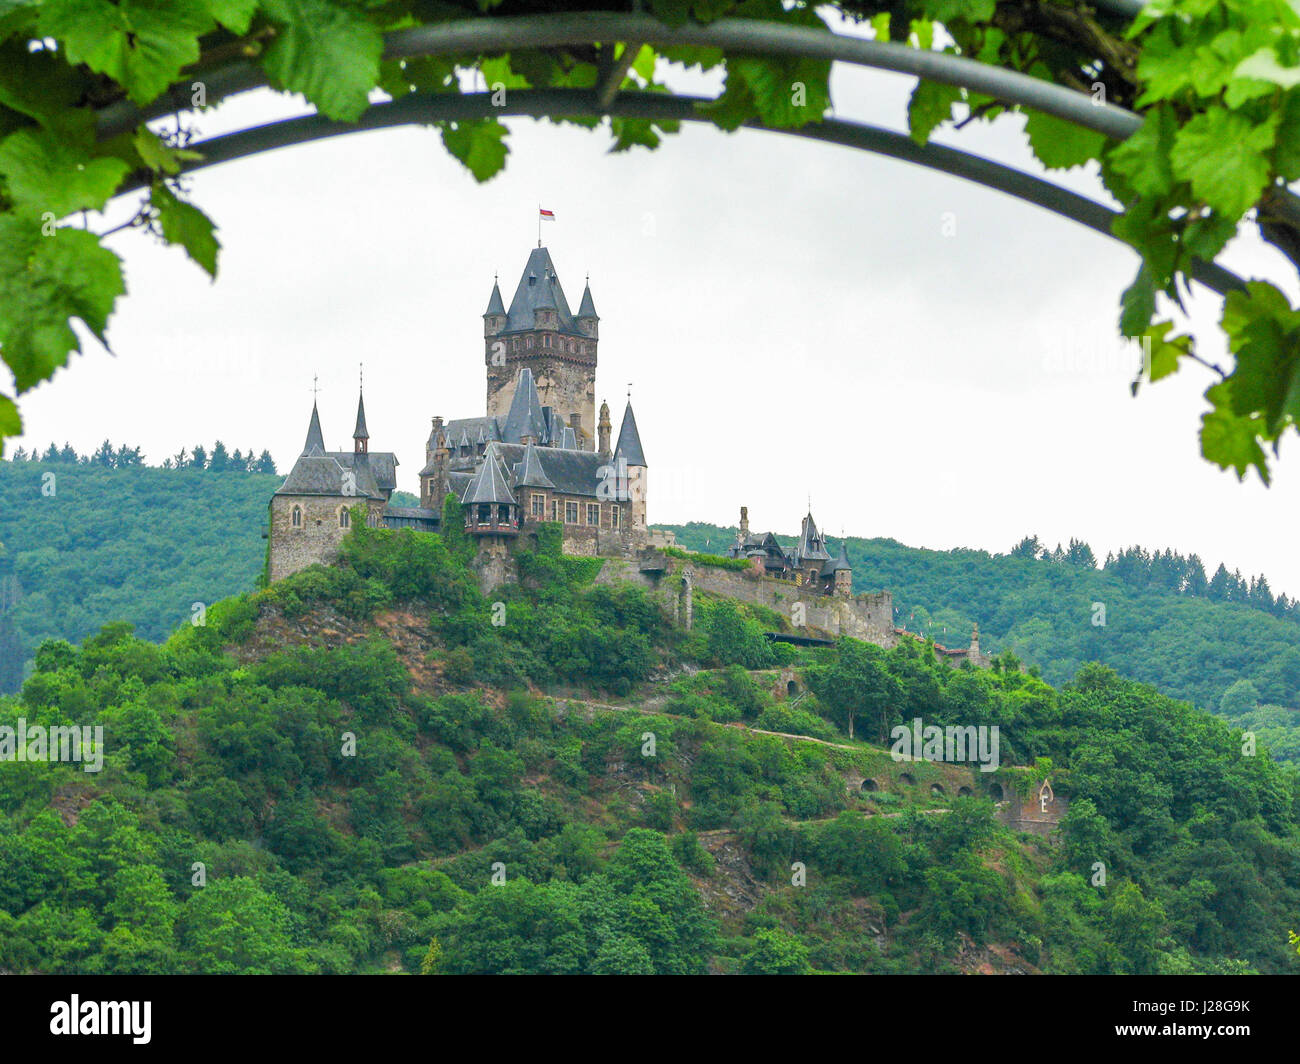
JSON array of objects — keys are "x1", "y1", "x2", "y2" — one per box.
[
  {"x1": 98, "y1": 13, "x2": 1142, "y2": 138},
  {"x1": 94, "y1": 13, "x2": 1300, "y2": 230},
  {"x1": 113, "y1": 88, "x2": 1244, "y2": 298}
]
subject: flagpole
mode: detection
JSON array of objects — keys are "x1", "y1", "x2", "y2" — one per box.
[{"x1": 538, "y1": 204, "x2": 541, "y2": 248}]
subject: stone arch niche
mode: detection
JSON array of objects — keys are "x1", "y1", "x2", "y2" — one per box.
[
  {"x1": 860, "y1": 778, "x2": 879, "y2": 793},
  {"x1": 899, "y1": 773, "x2": 915, "y2": 786},
  {"x1": 787, "y1": 680, "x2": 798, "y2": 697},
  {"x1": 957, "y1": 786, "x2": 972, "y2": 797},
  {"x1": 988, "y1": 782, "x2": 1004, "y2": 801},
  {"x1": 931, "y1": 783, "x2": 945, "y2": 796}
]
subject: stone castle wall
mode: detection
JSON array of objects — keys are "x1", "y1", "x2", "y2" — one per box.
[
  {"x1": 588, "y1": 553, "x2": 895, "y2": 646},
  {"x1": 486, "y1": 353, "x2": 597, "y2": 444},
  {"x1": 268, "y1": 496, "x2": 384, "y2": 583}
]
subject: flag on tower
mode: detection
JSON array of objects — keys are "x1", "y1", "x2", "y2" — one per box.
[{"x1": 539, "y1": 208, "x2": 555, "y2": 221}]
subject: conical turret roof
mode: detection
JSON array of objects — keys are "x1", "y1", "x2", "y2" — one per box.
[
  {"x1": 613, "y1": 401, "x2": 646, "y2": 466},
  {"x1": 461, "y1": 443, "x2": 517, "y2": 505},
  {"x1": 303, "y1": 402, "x2": 325, "y2": 456}
]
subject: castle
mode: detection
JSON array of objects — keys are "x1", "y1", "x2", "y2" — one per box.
[
  {"x1": 266, "y1": 244, "x2": 989, "y2": 665},
  {"x1": 268, "y1": 245, "x2": 668, "y2": 583}
]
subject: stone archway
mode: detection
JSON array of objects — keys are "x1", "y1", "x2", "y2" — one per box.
[
  {"x1": 861, "y1": 778, "x2": 879, "y2": 793},
  {"x1": 899, "y1": 772, "x2": 915, "y2": 786},
  {"x1": 988, "y1": 782, "x2": 1004, "y2": 801}
]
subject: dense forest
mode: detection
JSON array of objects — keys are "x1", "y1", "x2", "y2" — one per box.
[
  {"x1": 4, "y1": 459, "x2": 1298, "y2": 763},
  {"x1": 1, "y1": 511, "x2": 1297, "y2": 974},
  {"x1": 663, "y1": 523, "x2": 1300, "y2": 756}
]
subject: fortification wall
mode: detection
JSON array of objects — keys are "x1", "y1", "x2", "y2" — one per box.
[{"x1": 269, "y1": 496, "x2": 383, "y2": 583}]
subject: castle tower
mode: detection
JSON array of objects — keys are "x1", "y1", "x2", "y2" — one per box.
[
  {"x1": 484, "y1": 248, "x2": 597, "y2": 448},
  {"x1": 462, "y1": 442, "x2": 520, "y2": 541},
  {"x1": 825, "y1": 539, "x2": 853, "y2": 598},
  {"x1": 614, "y1": 400, "x2": 648, "y2": 530},
  {"x1": 353, "y1": 388, "x2": 369, "y2": 455}
]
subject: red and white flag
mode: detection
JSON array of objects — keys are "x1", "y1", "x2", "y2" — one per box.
[{"x1": 539, "y1": 208, "x2": 556, "y2": 221}]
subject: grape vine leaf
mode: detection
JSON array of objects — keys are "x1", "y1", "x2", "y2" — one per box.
[
  {"x1": 152, "y1": 185, "x2": 220, "y2": 277},
  {"x1": 1170, "y1": 107, "x2": 1279, "y2": 220},
  {"x1": 0, "y1": 219, "x2": 125, "y2": 392},
  {"x1": 38, "y1": 0, "x2": 213, "y2": 107},
  {"x1": 440, "y1": 119, "x2": 509, "y2": 183},
  {"x1": 259, "y1": 0, "x2": 384, "y2": 123},
  {"x1": 0, "y1": 128, "x2": 130, "y2": 218}
]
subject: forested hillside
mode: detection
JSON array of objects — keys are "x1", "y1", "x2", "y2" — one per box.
[
  {"x1": 0, "y1": 458, "x2": 278, "y2": 692},
  {"x1": 1, "y1": 517, "x2": 1297, "y2": 975},
  {"x1": 663, "y1": 523, "x2": 1300, "y2": 736}
]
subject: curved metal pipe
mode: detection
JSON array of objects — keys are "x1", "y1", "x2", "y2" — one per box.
[{"x1": 113, "y1": 88, "x2": 1243, "y2": 297}]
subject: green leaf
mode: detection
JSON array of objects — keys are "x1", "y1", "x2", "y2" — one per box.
[
  {"x1": 0, "y1": 219, "x2": 125, "y2": 393},
  {"x1": 1201, "y1": 383, "x2": 1270, "y2": 483},
  {"x1": 1119, "y1": 265, "x2": 1157, "y2": 337},
  {"x1": 1141, "y1": 320, "x2": 1192, "y2": 384},
  {"x1": 1221, "y1": 281, "x2": 1300, "y2": 431},
  {"x1": 1272, "y1": 87, "x2": 1300, "y2": 180},
  {"x1": 205, "y1": 0, "x2": 257, "y2": 34},
  {"x1": 0, "y1": 393, "x2": 21, "y2": 450},
  {"x1": 1107, "y1": 105, "x2": 1176, "y2": 199},
  {"x1": 440, "y1": 119, "x2": 509, "y2": 183},
  {"x1": 725, "y1": 56, "x2": 830, "y2": 129},
  {"x1": 0, "y1": 127, "x2": 130, "y2": 217},
  {"x1": 921, "y1": 0, "x2": 995, "y2": 24},
  {"x1": 1233, "y1": 46, "x2": 1300, "y2": 89},
  {"x1": 259, "y1": 0, "x2": 383, "y2": 122},
  {"x1": 1170, "y1": 107, "x2": 1278, "y2": 219},
  {"x1": 38, "y1": 0, "x2": 213, "y2": 107},
  {"x1": 869, "y1": 13, "x2": 890, "y2": 41},
  {"x1": 1024, "y1": 109, "x2": 1107, "y2": 171},
  {"x1": 152, "y1": 184, "x2": 220, "y2": 277},
  {"x1": 908, "y1": 80, "x2": 962, "y2": 145}
]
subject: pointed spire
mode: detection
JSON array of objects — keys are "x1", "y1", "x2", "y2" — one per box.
[
  {"x1": 797, "y1": 512, "x2": 831, "y2": 562},
  {"x1": 826, "y1": 539, "x2": 852, "y2": 573},
  {"x1": 613, "y1": 401, "x2": 646, "y2": 466},
  {"x1": 515, "y1": 439, "x2": 555, "y2": 489},
  {"x1": 461, "y1": 442, "x2": 517, "y2": 505},
  {"x1": 502, "y1": 367, "x2": 547, "y2": 444},
  {"x1": 303, "y1": 402, "x2": 325, "y2": 456},
  {"x1": 577, "y1": 278, "x2": 598, "y2": 320},
  {"x1": 484, "y1": 276, "x2": 505, "y2": 317},
  {"x1": 353, "y1": 389, "x2": 369, "y2": 449}
]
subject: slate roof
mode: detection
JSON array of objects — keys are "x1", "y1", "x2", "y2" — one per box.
[
  {"x1": 328, "y1": 450, "x2": 397, "y2": 496},
  {"x1": 501, "y1": 368, "x2": 548, "y2": 444},
  {"x1": 484, "y1": 279, "x2": 505, "y2": 316},
  {"x1": 353, "y1": 392, "x2": 369, "y2": 440},
  {"x1": 514, "y1": 440, "x2": 555, "y2": 488},
  {"x1": 577, "y1": 282, "x2": 598, "y2": 320},
  {"x1": 503, "y1": 247, "x2": 583, "y2": 336},
  {"x1": 303, "y1": 402, "x2": 325, "y2": 455},
  {"x1": 824, "y1": 540, "x2": 852, "y2": 574},
  {"x1": 277, "y1": 454, "x2": 348, "y2": 496},
  {"x1": 795, "y1": 513, "x2": 831, "y2": 562},
  {"x1": 461, "y1": 443, "x2": 517, "y2": 505},
  {"x1": 613, "y1": 401, "x2": 646, "y2": 466}
]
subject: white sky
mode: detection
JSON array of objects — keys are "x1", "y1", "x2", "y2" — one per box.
[{"x1": 8, "y1": 17, "x2": 1300, "y2": 598}]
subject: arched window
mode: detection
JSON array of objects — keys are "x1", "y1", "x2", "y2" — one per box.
[
  {"x1": 291, "y1": 505, "x2": 302, "y2": 528},
  {"x1": 339, "y1": 507, "x2": 350, "y2": 529}
]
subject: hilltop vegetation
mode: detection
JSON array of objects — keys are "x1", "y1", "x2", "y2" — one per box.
[
  {"x1": 664, "y1": 523, "x2": 1300, "y2": 751},
  {"x1": 1, "y1": 519, "x2": 1297, "y2": 975}
]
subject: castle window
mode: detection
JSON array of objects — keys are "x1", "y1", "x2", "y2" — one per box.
[
  {"x1": 610, "y1": 506, "x2": 620, "y2": 530},
  {"x1": 543, "y1": 334, "x2": 551, "y2": 348},
  {"x1": 565, "y1": 501, "x2": 578, "y2": 524},
  {"x1": 291, "y1": 505, "x2": 302, "y2": 529},
  {"x1": 531, "y1": 493, "x2": 545, "y2": 517},
  {"x1": 526, "y1": 335, "x2": 534, "y2": 349},
  {"x1": 478, "y1": 504, "x2": 491, "y2": 523},
  {"x1": 339, "y1": 507, "x2": 350, "y2": 529},
  {"x1": 586, "y1": 504, "x2": 599, "y2": 526}
]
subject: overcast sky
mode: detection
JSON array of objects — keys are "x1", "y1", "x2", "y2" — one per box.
[{"x1": 8, "y1": 16, "x2": 1300, "y2": 598}]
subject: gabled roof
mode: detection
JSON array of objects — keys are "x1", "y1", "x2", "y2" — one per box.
[
  {"x1": 303, "y1": 402, "x2": 325, "y2": 456},
  {"x1": 613, "y1": 401, "x2": 646, "y2": 466},
  {"x1": 503, "y1": 246, "x2": 583, "y2": 335},
  {"x1": 353, "y1": 391, "x2": 369, "y2": 441},
  {"x1": 461, "y1": 443, "x2": 517, "y2": 505},
  {"x1": 326, "y1": 450, "x2": 397, "y2": 497},
  {"x1": 515, "y1": 440, "x2": 555, "y2": 488},
  {"x1": 502, "y1": 367, "x2": 547, "y2": 444}
]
